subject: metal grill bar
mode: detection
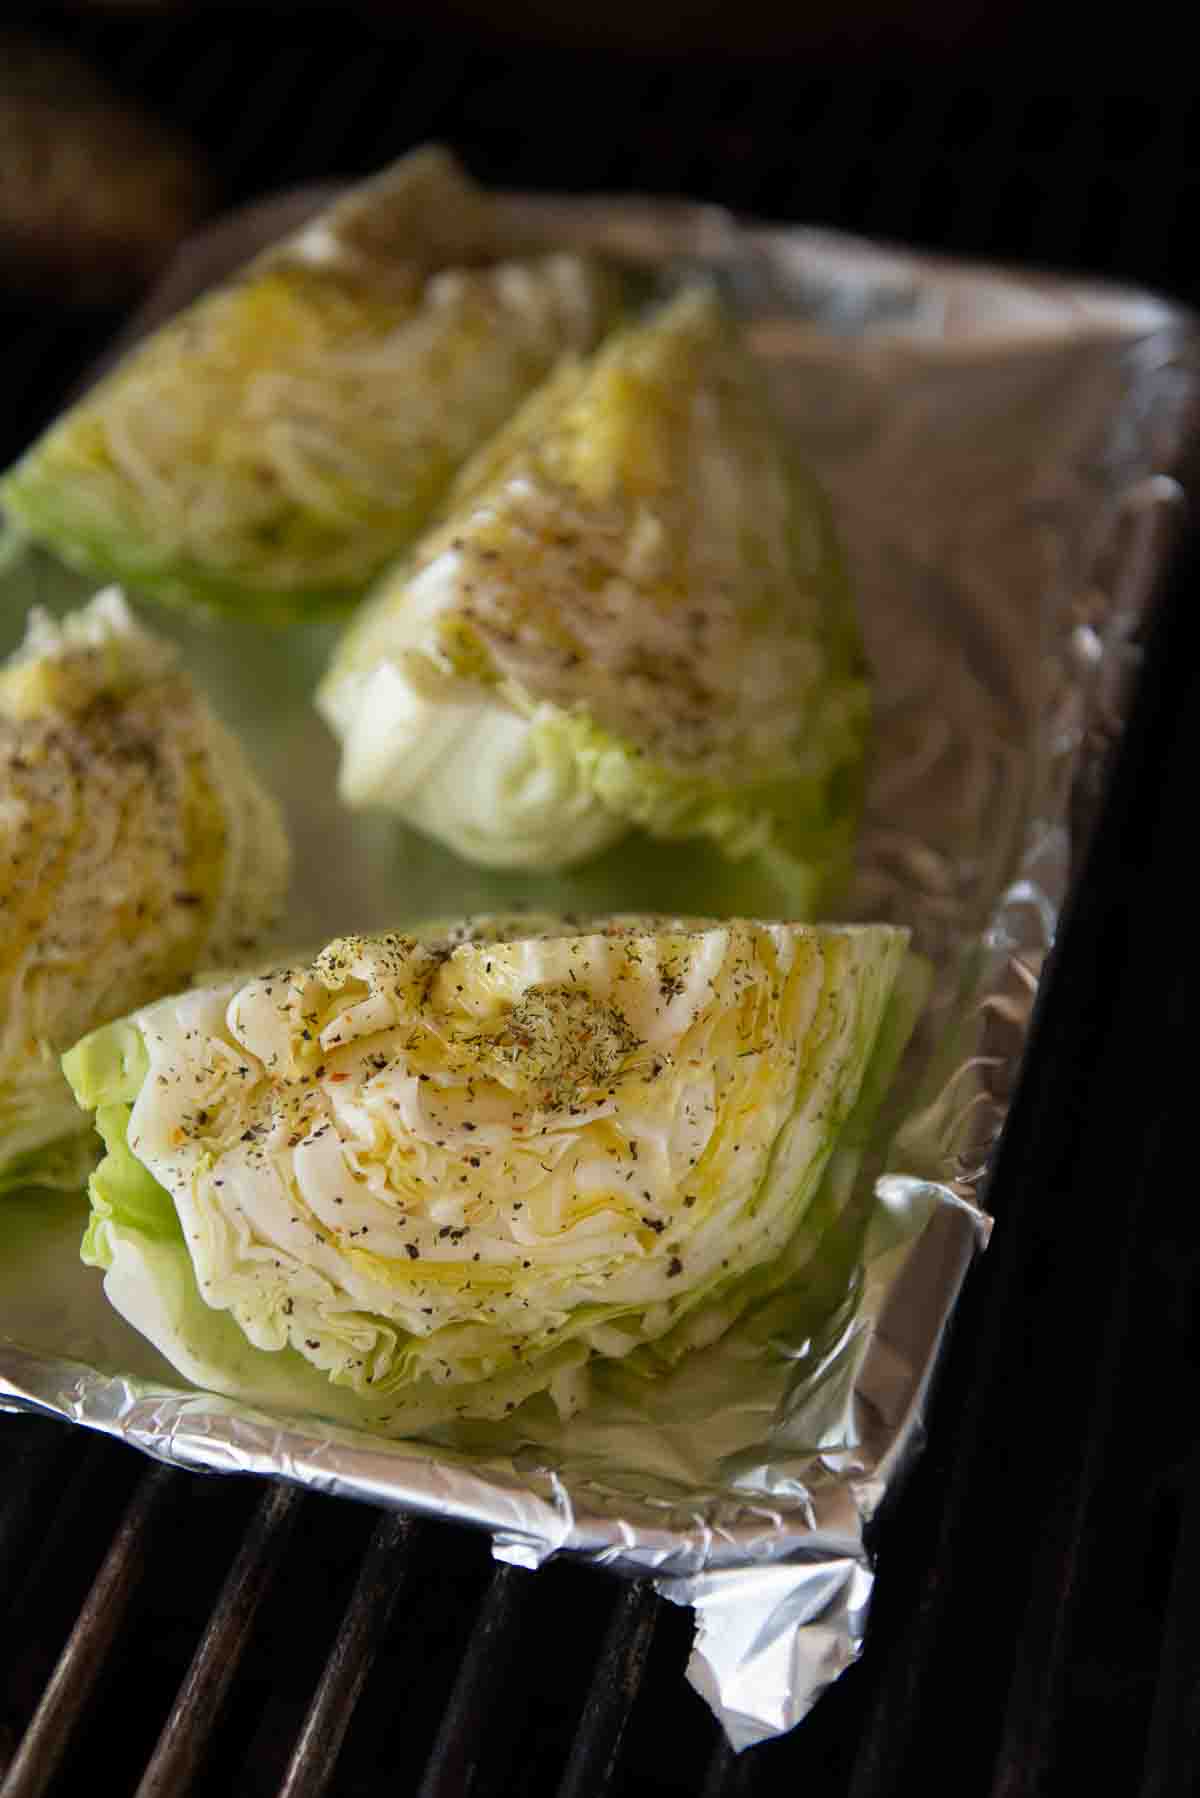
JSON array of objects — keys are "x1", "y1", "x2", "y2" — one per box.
[
  {"x1": 751, "y1": 82, "x2": 883, "y2": 225},
  {"x1": 0, "y1": 1465, "x2": 178, "y2": 1798},
  {"x1": 340, "y1": 44, "x2": 492, "y2": 183},
  {"x1": 135, "y1": 1482, "x2": 303, "y2": 1798},
  {"x1": 842, "y1": 547, "x2": 1198, "y2": 1798},
  {"x1": 208, "y1": 43, "x2": 317, "y2": 190},
  {"x1": 1, "y1": 315, "x2": 102, "y2": 453},
  {"x1": 0, "y1": 1419, "x2": 74, "y2": 1613},
  {"x1": 265, "y1": 52, "x2": 392, "y2": 184},
  {"x1": 0, "y1": 1432, "x2": 139, "y2": 1653},
  {"x1": 938, "y1": 94, "x2": 1035, "y2": 258},
  {"x1": 986, "y1": 1162, "x2": 1146, "y2": 1794},
  {"x1": 277, "y1": 1510, "x2": 414, "y2": 1798},
  {"x1": 555, "y1": 1582, "x2": 659, "y2": 1798},
  {"x1": 1140, "y1": 1442, "x2": 1200, "y2": 1798},
  {"x1": 985, "y1": 970, "x2": 1196, "y2": 1798},
  {"x1": 416, "y1": 1562, "x2": 532, "y2": 1798},
  {"x1": 1011, "y1": 865, "x2": 1200, "y2": 1798},
  {"x1": 1023, "y1": 105, "x2": 1110, "y2": 269},
  {"x1": 701, "y1": 1738, "x2": 741, "y2": 1796},
  {"x1": 163, "y1": 36, "x2": 249, "y2": 157},
  {"x1": 89, "y1": 16, "x2": 182, "y2": 97}
]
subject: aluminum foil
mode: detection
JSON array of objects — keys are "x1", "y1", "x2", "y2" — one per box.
[{"x1": 2, "y1": 181, "x2": 1198, "y2": 1753}]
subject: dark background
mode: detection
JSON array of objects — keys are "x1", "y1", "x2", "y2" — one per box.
[{"x1": 3, "y1": 6, "x2": 1200, "y2": 1795}]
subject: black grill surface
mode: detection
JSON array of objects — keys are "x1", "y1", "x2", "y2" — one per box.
[{"x1": 2, "y1": 11, "x2": 1198, "y2": 1796}]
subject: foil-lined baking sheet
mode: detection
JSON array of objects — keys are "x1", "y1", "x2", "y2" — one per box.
[{"x1": 2, "y1": 181, "x2": 1197, "y2": 1751}]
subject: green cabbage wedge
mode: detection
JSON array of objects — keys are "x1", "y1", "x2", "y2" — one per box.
[
  {"x1": 318, "y1": 287, "x2": 869, "y2": 915},
  {"x1": 0, "y1": 148, "x2": 621, "y2": 621},
  {"x1": 0, "y1": 589, "x2": 289, "y2": 1193},
  {"x1": 62, "y1": 914, "x2": 913, "y2": 1435}
]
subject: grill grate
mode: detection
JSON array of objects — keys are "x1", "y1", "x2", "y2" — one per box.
[
  {"x1": 2, "y1": 10, "x2": 1199, "y2": 1795},
  {"x1": 3, "y1": 1466, "x2": 180, "y2": 1798},
  {"x1": 276, "y1": 1511, "x2": 413, "y2": 1798}
]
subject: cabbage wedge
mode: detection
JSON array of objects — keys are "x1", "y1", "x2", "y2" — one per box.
[
  {"x1": 0, "y1": 148, "x2": 621, "y2": 620},
  {"x1": 62, "y1": 914, "x2": 912, "y2": 1435},
  {"x1": 318, "y1": 287, "x2": 868, "y2": 915},
  {"x1": 1, "y1": 589, "x2": 289, "y2": 1193}
]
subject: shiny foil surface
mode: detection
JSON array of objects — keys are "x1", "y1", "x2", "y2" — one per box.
[{"x1": 2, "y1": 181, "x2": 1197, "y2": 1750}]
